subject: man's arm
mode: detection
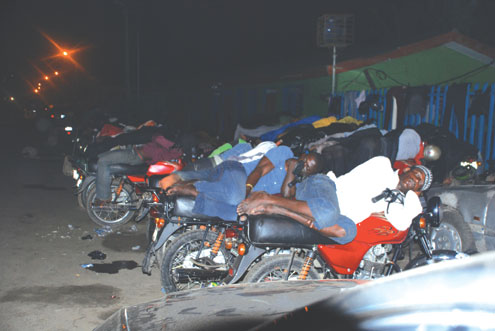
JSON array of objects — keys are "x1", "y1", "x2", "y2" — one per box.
[
  {"x1": 260, "y1": 202, "x2": 345, "y2": 238},
  {"x1": 245, "y1": 156, "x2": 275, "y2": 197},
  {"x1": 281, "y1": 158, "x2": 298, "y2": 198}
]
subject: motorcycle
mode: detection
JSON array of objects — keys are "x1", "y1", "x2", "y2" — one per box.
[
  {"x1": 85, "y1": 159, "x2": 183, "y2": 227},
  {"x1": 141, "y1": 194, "x2": 242, "y2": 293},
  {"x1": 70, "y1": 153, "x2": 183, "y2": 227},
  {"x1": 226, "y1": 192, "x2": 468, "y2": 284}
]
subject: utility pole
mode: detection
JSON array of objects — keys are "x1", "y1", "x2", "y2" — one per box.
[{"x1": 115, "y1": 0, "x2": 132, "y2": 120}]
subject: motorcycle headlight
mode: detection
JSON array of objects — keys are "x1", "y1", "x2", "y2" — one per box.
[
  {"x1": 460, "y1": 160, "x2": 480, "y2": 170},
  {"x1": 424, "y1": 144, "x2": 442, "y2": 161}
]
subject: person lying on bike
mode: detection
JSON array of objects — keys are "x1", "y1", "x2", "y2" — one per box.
[
  {"x1": 94, "y1": 134, "x2": 182, "y2": 205},
  {"x1": 159, "y1": 146, "x2": 321, "y2": 222},
  {"x1": 236, "y1": 157, "x2": 357, "y2": 244},
  {"x1": 236, "y1": 156, "x2": 433, "y2": 243},
  {"x1": 328, "y1": 156, "x2": 433, "y2": 231}
]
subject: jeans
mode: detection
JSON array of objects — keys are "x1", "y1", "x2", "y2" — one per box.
[
  {"x1": 176, "y1": 161, "x2": 247, "y2": 221},
  {"x1": 296, "y1": 174, "x2": 357, "y2": 244},
  {"x1": 96, "y1": 148, "x2": 144, "y2": 200}
]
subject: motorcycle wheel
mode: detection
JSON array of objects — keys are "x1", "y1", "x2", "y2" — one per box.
[
  {"x1": 404, "y1": 250, "x2": 469, "y2": 270},
  {"x1": 244, "y1": 255, "x2": 320, "y2": 283},
  {"x1": 429, "y1": 206, "x2": 477, "y2": 253},
  {"x1": 76, "y1": 181, "x2": 94, "y2": 209},
  {"x1": 160, "y1": 229, "x2": 230, "y2": 293},
  {"x1": 85, "y1": 183, "x2": 137, "y2": 227}
]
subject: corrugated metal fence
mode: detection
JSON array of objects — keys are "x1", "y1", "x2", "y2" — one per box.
[{"x1": 333, "y1": 82, "x2": 495, "y2": 169}]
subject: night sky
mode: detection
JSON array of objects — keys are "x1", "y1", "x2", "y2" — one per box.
[{"x1": 2, "y1": 0, "x2": 495, "y2": 119}]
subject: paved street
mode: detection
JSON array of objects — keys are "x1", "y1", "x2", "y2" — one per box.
[{"x1": 0, "y1": 128, "x2": 162, "y2": 330}]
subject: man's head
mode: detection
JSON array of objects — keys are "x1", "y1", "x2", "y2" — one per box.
[
  {"x1": 298, "y1": 151, "x2": 325, "y2": 177},
  {"x1": 397, "y1": 165, "x2": 433, "y2": 193}
]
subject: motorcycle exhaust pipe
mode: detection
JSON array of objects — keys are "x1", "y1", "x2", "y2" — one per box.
[{"x1": 174, "y1": 268, "x2": 228, "y2": 283}]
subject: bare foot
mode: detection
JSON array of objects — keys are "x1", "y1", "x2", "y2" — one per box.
[
  {"x1": 166, "y1": 182, "x2": 198, "y2": 197},
  {"x1": 159, "y1": 173, "x2": 181, "y2": 190},
  {"x1": 237, "y1": 191, "x2": 271, "y2": 215}
]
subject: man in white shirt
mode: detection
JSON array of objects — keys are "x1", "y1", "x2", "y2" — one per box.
[{"x1": 328, "y1": 156, "x2": 432, "y2": 230}]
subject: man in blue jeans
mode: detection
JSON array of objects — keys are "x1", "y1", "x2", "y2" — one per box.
[
  {"x1": 237, "y1": 159, "x2": 357, "y2": 244},
  {"x1": 95, "y1": 134, "x2": 182, "y2": 203},
  {"x1": 160, "y1": 146, "x2": 322, "y2": 222}
]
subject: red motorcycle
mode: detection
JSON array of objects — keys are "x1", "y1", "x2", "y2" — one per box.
[
  {"x1": 84, "y1": 160, "x2": 183, "y2": 227},
  {"x1": 226, "y1": 192, "x2": 468, "y2": 283}
]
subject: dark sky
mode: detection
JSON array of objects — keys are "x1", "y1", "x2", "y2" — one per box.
[{"x1": 2, "y1": 0, "x2": 494, "y2": 96}]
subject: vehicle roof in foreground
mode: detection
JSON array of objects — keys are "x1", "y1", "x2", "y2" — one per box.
[{"x1": 96, "y1": 251, "x2": 495, "y2": 331}]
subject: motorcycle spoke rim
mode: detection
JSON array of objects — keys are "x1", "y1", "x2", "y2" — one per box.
[
  {"x1": 170, "y1": 239, "x2": 227, "y2": 291},
  {"x1": 92, "y1": 190, "x2": 131, "y2": 223}
]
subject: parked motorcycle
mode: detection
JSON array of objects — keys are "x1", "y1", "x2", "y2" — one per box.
[
  {"x1": 85, "y1": 160, "x2": 183, "y2": 227},
  {"x1": 141, "y1": 194, "x2": 242, "y2": 293},
  {"x1": 226, "y1": 192, "x2": 468, "y2": 284}
]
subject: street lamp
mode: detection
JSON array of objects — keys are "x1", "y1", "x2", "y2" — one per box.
[{"x1": 317, "y1": 14, "x2": 354, "y2": 94}]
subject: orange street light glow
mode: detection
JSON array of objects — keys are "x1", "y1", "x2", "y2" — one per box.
[
  {"x1": 39, "y1": 30, "x2": 87, "y2": 72},
  {"x1": 54, "y1": 71, "x2": 59, "y2": 75},
  {"x1": 38, "y1": 82, "x2": 42, "y2": 86},
  {"x1": 34, "y1": 89, "x2": 39, "y2": 93},
  {"x1": 44, "y1": 76, "x2": 49, "y2": 80}
]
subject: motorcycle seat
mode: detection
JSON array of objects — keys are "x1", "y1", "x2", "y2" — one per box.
[
  {"x1": 108, "y1": 163, "x2": 149, "y2": 175},
  {"x1": 148, "y1": 175, "x2": 168, "y2": 189},
  {"x1": 247, "y1": 214, "x2": 338, "y2": 248},
  {"x1": 172, "y1": 196, "x2": 233, "y2": 223}
]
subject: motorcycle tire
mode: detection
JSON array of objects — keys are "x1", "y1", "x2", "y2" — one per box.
[
  {"x1": 85, "y1": 182, "x2": 137, "y2": 227},
  {"x1": 429, "y1": 206, "x2": 477, "y2": 253},
  {"x1": 77, "y1": 192, "x2": 86, "y2": 209},
  {"x1": 160, "y1": 229, "x2": 230, "y2": 293},
  {"x1": 76, "y1": 181, "x2": 94, "y2": 209},
  {"x1": 404, "y1": 249, "x2": 469, "y2": 270},
  {"x1": 244, "y1": 255, "x2": 320, "y2": 283}
]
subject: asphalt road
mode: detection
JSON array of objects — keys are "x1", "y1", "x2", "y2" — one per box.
[{"x1": 0, "y1": 127, "x2": 163, "y2": 330}]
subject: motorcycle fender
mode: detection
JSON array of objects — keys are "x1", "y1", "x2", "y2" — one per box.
[
  {"x1": 153, "y1": 223, "x2": 183, "y2": 251},
  {"x1": 227, "y1": 246, "x2": 265, "y2": 284},
  {"x1": 75, "y1": 175, "x2": 95, "y2": 194}
]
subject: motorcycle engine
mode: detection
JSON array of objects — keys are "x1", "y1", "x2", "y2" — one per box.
[{"x1": 353, "y1": 244, "x2": 392, "y2": 279}]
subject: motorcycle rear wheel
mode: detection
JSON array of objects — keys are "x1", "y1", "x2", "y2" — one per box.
[
  {"x1": 160, "y1": 229, "x2": 230, "y2": 293},
  {"x1": 244, "y1": 255, "x2": 320, "y2": 283},
  {"x1": 85, "y1": 183, "x2": 137, "y2": 227}
]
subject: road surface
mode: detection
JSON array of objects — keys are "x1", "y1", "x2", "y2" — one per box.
[{"x1": 0, "y1": 126, "x2": 163, "y2": 330}]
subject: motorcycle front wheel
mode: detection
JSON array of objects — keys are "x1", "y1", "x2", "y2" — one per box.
[
  {"x1": 85, "y1": 182, "x2": 137, "y2": 227},
  {"x1": 244, "y1": 255, "x2": 320, "y2": 283},
  {"x1": 160, "y1": 229, "x2": 230, "y2": 293}
]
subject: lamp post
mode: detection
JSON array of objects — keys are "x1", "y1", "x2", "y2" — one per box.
[{"x1": 317, "y1": 14, "x2": 354, "y2": 95}]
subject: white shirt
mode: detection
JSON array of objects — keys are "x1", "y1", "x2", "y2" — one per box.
[
  {"x1": 327, "y1": 156, "x2": 422, "y2": 231},
  {"x1": 227, "y1": 141, "x2": 277, "y2": 163}
]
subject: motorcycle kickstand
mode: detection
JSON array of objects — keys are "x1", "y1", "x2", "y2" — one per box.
[{"x1": 284, "y1": 249, "x2": 297, "y2": 281}]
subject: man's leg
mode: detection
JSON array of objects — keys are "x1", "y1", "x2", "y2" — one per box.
[
  {"x1": 95, "y1": 148, "x2": 143, "y2": 200},
  {"x1": 192, "y1": 161, "x2": 247, "y2": 220}
]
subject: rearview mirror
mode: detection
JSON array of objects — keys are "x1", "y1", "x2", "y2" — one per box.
[{"x1": 426, "y1": 196, "x2": 441, "y2": 227}]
